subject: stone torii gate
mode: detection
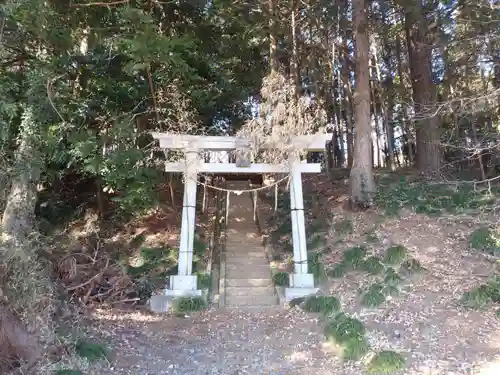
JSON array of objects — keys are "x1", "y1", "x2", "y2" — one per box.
[{"x1": 152, "y1": 133, "x2": 330, "y2": 301}]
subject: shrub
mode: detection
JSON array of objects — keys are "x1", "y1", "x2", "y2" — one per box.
[
  {"x1": 75, "y1": 339, "x2": 109, "y2": 363},
  {"x1": 470, "y1": 227, "x2": 500, "y2": 255},
  {"x1": 367, "y1": 350, "x2": 406, "y2": 374},
  {"x1": 384, "y1": 245, "x2": 407, "y2": 265},
  {"x1": 361, "y1": 256, "x2": 385, "y2": 275},
  {"x1": 361, "y1": 283, "x2": 386, "y2": 308},
  {"x1": 324, "y1": 313, "x2": 366, "y2": 344},
  {"x1": 174, "y1": 296, "x2": 207, "y2": 313},
  {"x1": 302, "y1": 295, "x2": 341, "y2": 316},
  {"x1": 343, "y1": 246, "x2": 367, "y2": 269},
  {"x1": 273, "y1": 271, "x2": 289, "y2": 286}
]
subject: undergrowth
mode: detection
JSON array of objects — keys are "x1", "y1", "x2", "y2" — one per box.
[
  {"x1": 273, "y1": 271, "x2": 289, "y2": 286},
  {"x1": 469, "y1": 227, "x2": 500, "y2": 255},
  {"x1": 326, "y1": 244, "x2": 421, "y2": 309},
  {"x1": 0, "y1": 240, "x2": 55, "y2": 345},
  {"x1": 461, "y1": 276, "x2": 500, "y2": 309},
  {"x1": 302, "y1": 295, "x2": 340, "y2": 316},
  {"x1": 325, "y1": 312, "x2": 369, "y2": 361},
  {"x1": 367, "y1": 350, "x2": 406, "y2": 374},
  {"x1": 75, "y1": 339, "x2": 110, "y2": 363},
  {"x1": 174, "y1": 296, "x2": 207, "y2": 313},
  {"x1": 375, "y1": 176, "x2": 497, "y2": 216}
]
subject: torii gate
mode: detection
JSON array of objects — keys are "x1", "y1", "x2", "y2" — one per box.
[{"x1": 152, "y1": 133, "x2": 330, "y2": 301}]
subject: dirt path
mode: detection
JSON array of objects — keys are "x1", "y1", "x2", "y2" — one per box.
[
  {"x1": 87, "y1": 307, "x2": 338, "y2": 375},
  {"x1": 85, "y1": 298, "x2": 500, "y2": 375}
]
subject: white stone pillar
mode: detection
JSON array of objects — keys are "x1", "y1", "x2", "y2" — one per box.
[
  {"x1": 167, "y1": 149, "x2": 201, "y2": 297},
  {"x1": 285, "y1": 161, "x2": 318, "y2": 301}
]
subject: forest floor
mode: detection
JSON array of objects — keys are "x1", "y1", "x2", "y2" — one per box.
[{"x1": 50, "y1": 171, "x2": 500, "y2": 375}]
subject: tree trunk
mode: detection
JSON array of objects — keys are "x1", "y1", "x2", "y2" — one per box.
[
  {"x1": 268, "y1": 0, "x2": 278, "y2": 74},
  {"x1": 349, "y1": 0, "x2": 375, "y2": 208},
  {"x1": 342, "y1": 43, "x2": 354, "y2": 168},
  {"x1": 404, "y1": 3, "x2": 441, "y2": 176},
  {"x1": 395, "y1": 34, "x2": 414, "y2": 165},
  {"x1": 1, "y1": 108, "x2": 42, "y2": 245}
]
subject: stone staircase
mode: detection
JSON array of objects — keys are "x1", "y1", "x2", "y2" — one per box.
[{"x1": 223, "y1": 182, "x2": 278, "y2": 308}]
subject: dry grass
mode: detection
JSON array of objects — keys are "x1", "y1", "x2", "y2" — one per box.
[{"x1": 0, "y1": 237, "x2": 56, "y2": 374}]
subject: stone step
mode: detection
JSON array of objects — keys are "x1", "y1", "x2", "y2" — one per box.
[
  {"x1": 226, "y1": 253, "x2": 265, "y2": 260},
  {"x1": 226, "y1": 266, "x2": 271, "y2": 279},
  {"x1": 226, "y1": 243, "x2": 261, "y2": 247},
  {"x1": 225, "y1": 247, "x2": 263, "y2": 254},
  {"x1": 226, "y1": 253, "x2": 267, "y2": 260},
  {"x1": 225, "y1": 246, "x2": 263, "y2": 252},
  {"x1": 225, "y1": 286, "x2": 275, "y2": 297},
  {"x1": 226, "y1": 259, "x2": 269, "y2": 268},
  {"x1": 226, "y1": 263, "x2": 270, "y2": 272},
  {"x1": 226, "y1": 238, "x2": 262, "y2": 247},
  {"x1": 225, "y1": 293, "x2": 278, "y2": 307},
  {"x1": 226, "y1": 278, "x2": 273, "y2": 287}
]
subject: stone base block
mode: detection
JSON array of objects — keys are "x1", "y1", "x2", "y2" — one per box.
[
  {"x1": 149, "y1": 295, "x2": 174, "y2": 313},
  {"x1": 289, "y1": 273, "x2": 315, "y2": 288},
  {"x1": 169, "y1": 274, "x2": 198, "y2": 291},
  {"x1": 284, "y1": 287, "x2": 319, "y2": 302},
  {"x1": 164, "y1": 288, "x2": 203, "y2": 297}
]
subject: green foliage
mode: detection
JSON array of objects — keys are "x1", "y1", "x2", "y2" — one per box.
[
  {"x1": 196, "y1": 272, "x2": 212, "y2": 290},
  {"x1": 384, "y1": 245, "x2": 407, "y2": 265},
  {"x1": 324, "y1": 313, "x2": 366, "y2": 344},
  {"x1": 193, "y1": 235, "x2": 207, "y2": 260},
  {"x1": 343, "y1": 246, "x2": 367, "y2": 269},
  {"x1": 75, "y1": 339, "x2": 109, "y2": 363},
  {"x1": 469, "y1": 227, "x2": 500, "y2": 255},
  {"x1": 125, "y1": 246, "x2": 178, "y2": 278},
  {"x1": 333, "y1": 218, "x2": 354, "y2": 234},
  {"x1": 461, "y1": 277, "x2": 500, "y2": 309},
  {"x1": 375, "y1": 177, "x2": 495, "y2": 216},
  {"x1": 367, "y1": 350, "x2": 406, "y2": 374},
  {"x1": 308, "y1": 251, "x2": 325, "y2": 282},
  {"x1": 174, "y1": 296, "x2": 207, "y2": 313},
  {"x1": 343, "y1": 336, "x2": 370, "y2": 361},
  {"x1": 361, "y1": 283, "x2": 386, "y2": 308},
  {"x1": 361, "y1": 256, "x2": 385, "y2": 275},
  {"x1": 54, "y1": 370, "x2": 82, "y2": 375},
  {"x1": 273, "y1": 271, "x2": 289, "y2": 286},
  {"x1": 302, "y1": 295, "x2": 341, "y2": 316}
]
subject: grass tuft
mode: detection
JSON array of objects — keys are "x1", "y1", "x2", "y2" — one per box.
[
  {"x1": 460, "y1": 277, "x2": 500, "y2": 309},
  {"x1": 343, "y1": 246, "x2": 367, "y2": 269},
  {"x1": 196, "y1": 272, "x2": 212, "y2": 290},
  {"x1": 273, "y1": 271, "x2": 289, "y2": 286},
  {"x1": 367, "y1": 350, "x2": 406, "y2": 374},
  {"x1": 384, "y1": 245, "x2": 407, "y2": 265},
  {"x1": 343, "y1": 336, "x2": 370, "y2": 361},
  {"x1": 324, "y1": 313, "x2": 366, "y2": 344},
  {"x1": 361, "y1": 256, "x2": 385, "y2": 275},
  {"x1": 174, "y1": 296, "x2": 206, "y2": 313},
  {"x1": 75, "y1": 339, "x2": 109, "y2": 363},
  {"x1": 302, "y1": 295, "x2": 341, "y2": 316},
  {"x1": 361, "y1": 283, "x2": 386, "y2": 308},
  {"x1": 470, "y1": 227, "x2": 500, "y2": 255}
]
